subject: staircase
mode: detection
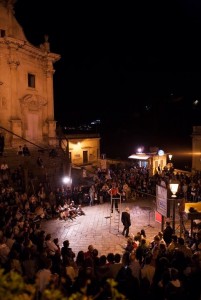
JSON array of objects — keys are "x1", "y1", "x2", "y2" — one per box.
[
  {"x1": 0, "y1": 125, "x2": 95, "y2": 193},
  {"x1": 0, "y1": 146, "x2": 84, "y2": 193}
]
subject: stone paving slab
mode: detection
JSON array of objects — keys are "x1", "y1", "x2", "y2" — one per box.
[{"x1": 41, "y1": 197, "x2": 190, "y2": 257}]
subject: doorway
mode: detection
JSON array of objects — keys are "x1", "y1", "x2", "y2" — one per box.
[
  {"x1": 83, "y1": 150, "x2": 88, "y2": 164},
  {"x1": 27, "y1": 112, "x2": 38, "y2": 141}
]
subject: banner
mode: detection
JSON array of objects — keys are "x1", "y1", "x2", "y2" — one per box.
[
  {"x1": 156, "y1": 184, "x2": 168, "y2": 217},
  {"x1": 155, "y1": 211, "x2": 162, "y2": 223}
]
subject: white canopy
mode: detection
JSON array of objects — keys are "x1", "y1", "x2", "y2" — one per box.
[{"x1": 128, "y1": 153, "x2": 150, "y2": 160}]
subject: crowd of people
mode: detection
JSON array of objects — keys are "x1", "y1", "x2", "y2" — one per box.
[{"x1": 0, "y1": 160, "x2": 201, "y2": 299}]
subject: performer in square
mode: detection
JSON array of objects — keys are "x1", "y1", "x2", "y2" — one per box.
[
  {"x1": 121, "y1": 207, "x2": 131, "y2": 237},
  {"x1": 108, "y1": 182, "x2": 120, "y2": 213}
]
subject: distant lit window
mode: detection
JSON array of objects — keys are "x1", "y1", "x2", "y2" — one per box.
[
  {"x1": 0, "y1": 29, "x2": 5, "y2": 37},
  {"x1": 28, "y1": 73, "x2": 35, "y2": 88}
]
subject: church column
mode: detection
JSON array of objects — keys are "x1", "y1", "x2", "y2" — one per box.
[
  {"x1": 45, "y1": 59, "x2": 57, "y2": 145},
  {"x1": 46, "y1": 59, "x2": 55, "y2": 120},
  {"x1": 8, "y1": 52, "x2": 20, "y2": 119},
  {"x1": 8, "y1": 49, "x2": 22, "y2": 142}
]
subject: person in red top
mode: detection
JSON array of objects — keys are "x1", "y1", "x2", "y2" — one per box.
[{"x1": 108, "y1": 182, "x2": 120, "y2": 213}]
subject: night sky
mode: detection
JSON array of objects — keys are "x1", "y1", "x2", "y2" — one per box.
[{"x1": 14, "y1": 0, "x2": 201, "y2": 167}]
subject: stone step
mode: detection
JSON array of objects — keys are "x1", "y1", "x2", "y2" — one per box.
[{"x1": 0, "y1": 147, "x2": 89, "y2": 192}]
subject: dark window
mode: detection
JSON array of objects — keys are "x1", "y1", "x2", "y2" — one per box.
[
  {"x1": 83, "y1": 151, "x2": 88, "y2": 164},
  {"x1": 28, "y1": 73, "x2": 35, "y2": 88},
  {"x1": 0, "y1": 29, "x2": 6, "y2": 37}
]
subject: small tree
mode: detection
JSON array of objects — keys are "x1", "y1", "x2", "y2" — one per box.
[
  {"x1": 0, "y1": 269, "x2": 35, "y2": 300},
  {"x1": 0, "y1": 268, "x2": 126, "y2": 300}
]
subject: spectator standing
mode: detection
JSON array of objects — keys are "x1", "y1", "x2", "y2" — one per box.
[
  {"x1": 61, "y1": 240, "x2": 75, "y2": 266},
  {"x1": 163, "y1": 221, "x2": 174, "y2": 246},
  {"x1": 89, "y1": 184, "x2": 96, "y2": 206}
]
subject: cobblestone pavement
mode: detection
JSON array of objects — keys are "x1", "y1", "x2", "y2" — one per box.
[{"x1": 41, "y1": 197, "x2": 190, "y2": 257}]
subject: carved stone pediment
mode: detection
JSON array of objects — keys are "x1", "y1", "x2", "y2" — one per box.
[{"x1": 20, "y1": 94, "x2": 47, "y2": 111}]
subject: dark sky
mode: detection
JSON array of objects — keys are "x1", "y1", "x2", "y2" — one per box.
[{"x1": 14, "y1": 0, "x2": 201, "y2": 164}]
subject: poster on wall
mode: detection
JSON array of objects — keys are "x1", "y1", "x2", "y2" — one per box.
[
  {"x1": 155, "y1": 211, "x2": 162, "y2": 223},
  {"x1": 156, "y1": 184, "x2": 168, "y2": 217}
]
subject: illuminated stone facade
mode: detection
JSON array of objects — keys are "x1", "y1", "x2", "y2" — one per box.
[
  {"x1": 61, "y1": 134, "x2": 101, "y2": 166},
  {"x1": 192, "y1": 126, "x2": 201, "y2": 171},
  {"x1": 0, "y1": 0, "x2": 60, "y2": 147}
]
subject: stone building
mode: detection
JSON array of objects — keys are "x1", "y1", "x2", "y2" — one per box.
[
  {"x1": 0, "y1": 1, "x2": 101, "y2": 176},
  {"x1": 192, "y1": 126, "x2": 201, "y2": 172},
  {"x1": 0, "y1": 0, "x2": 60, "y2": 148},
  {"x1": 128, "y1": 151, "x2": 167, "y2": 176},
  {"x1": 61, "y1": 133, "x2": 101, "y2": 167}
]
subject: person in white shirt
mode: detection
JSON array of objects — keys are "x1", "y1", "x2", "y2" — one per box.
[
  {"x1": 36, "y1": 257, "x2": 52, "y2": 297},
  {"x1": 44, "y1": 234, "x2": 59, "y2": 256}
]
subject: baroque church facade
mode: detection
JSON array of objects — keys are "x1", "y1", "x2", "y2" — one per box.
[
  {"x1": 0, "y1": 0, "x2": 101, "y2": 169},
  {"x1": 0, "y1": 0, "x2": 60, "y2": 148}
]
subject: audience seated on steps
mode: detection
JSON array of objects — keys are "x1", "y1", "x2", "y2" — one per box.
[
  {"x1": 17, "y1": 145, "x2": 23, "y2": 156},
  {"x1": 37, "y1": 156, "x2": 44, "y2": 168}
]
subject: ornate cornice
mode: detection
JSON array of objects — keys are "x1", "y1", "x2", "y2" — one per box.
[
  {"x1": 4, "y1": 37, "x2": 25, "y2": 49},
  {"x1": 20, "y1": 94, "x2": 47, "y2": 111},
  {"x1": 0, "y1": 38, "x2": 60, "y2": 63}
]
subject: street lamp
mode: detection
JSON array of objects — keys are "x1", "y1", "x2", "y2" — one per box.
[
  {"x1": 137, "y1": 146, "x2": 144, "y2": 153},
  {"x1": 62, "y1": 176, "x2": 72, "y2": 186},
  {"x1": 169, "y1": 182, "x2": 179, "y2": 197},
  {"x1": 168, "y1": 154, "x2": 173, "y2": 161},
  {"x1": 169, "y1": 180, "x2": 179, "y2": 232}
]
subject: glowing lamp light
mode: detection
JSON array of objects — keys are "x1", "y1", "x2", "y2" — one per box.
[
  {"x1": 137, "y1": 146, "x2": 144, "y2": 153},
  {"x1": 169, "y1": 154, "x2": 173, "y2": 161},
  {"x1": 158, "y1": 149, "x2": 164, "y2": 156},
  {"x1": 169, "y1": 181, "x2": 179, "y2": 198},
  {"x1": 62, "y1": 176, "x2": 72, "y2": 185}
]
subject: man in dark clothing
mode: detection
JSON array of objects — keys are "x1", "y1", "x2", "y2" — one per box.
[
  {"x1": 163, "y1": 221, "x2": 174, "y2": 245},
  {"x1": 121, "y1": 207, "x2": 131, "y2": 237}
]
